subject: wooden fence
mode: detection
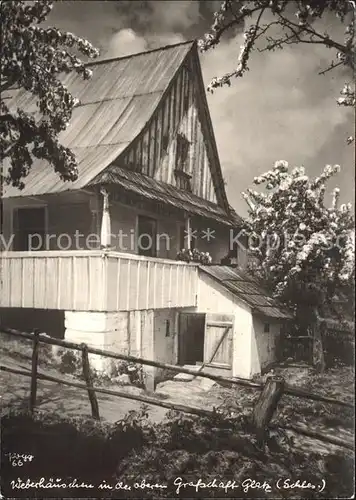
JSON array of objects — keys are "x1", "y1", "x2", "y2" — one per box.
[{"x1": 0, "y1": 327, "x2": 354, "y2": 451}]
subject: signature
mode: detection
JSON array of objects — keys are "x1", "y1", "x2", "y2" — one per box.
[{"x1": 6, "y1": 453, "x2": 34, "y2": 467}]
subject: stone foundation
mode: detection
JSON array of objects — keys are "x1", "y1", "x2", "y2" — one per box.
[{"x1": 64, "y1": 310, "x2": 158, "y2": 390}]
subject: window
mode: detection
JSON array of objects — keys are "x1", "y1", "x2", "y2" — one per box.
[
  {"x1": 174, "y1": 133, "x2": 191, "y2": 191},
  {"x1": 13, "y1": 207, "x2": 46, "y2": 251},
  {"x1": 137, "y1": 215, "x2": 157, "y2": 257},
  {"x1": 162, "y1": 133, "x2": 169, "y2": 153},
  {"x1": 165, "y1": 320, "x2": 170, "y2": 337},
  {"x1": 264, "y1": 323, "x2": 270, "y2": 333},
  {"x1": 175, "y1": 133, "x2": 190, "y2": 171}
]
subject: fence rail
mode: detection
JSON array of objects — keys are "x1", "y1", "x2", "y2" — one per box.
[
  {"x1": 0, "y1": 327, "x2": 354, "y2": 451},
  {"x1": 2, "y1": 327, "x2": 352, "y2": 408}
]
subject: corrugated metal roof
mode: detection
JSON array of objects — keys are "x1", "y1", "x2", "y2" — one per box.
[
  {"x1": 200, "y1": 265, "x2": 293, "y2": 319},
  {"x1": 3, "y1": 41, "x2": 194, "y2": 198},
  {"x1": 92, "y1": 166, "x2": 235, "y2": 225}
]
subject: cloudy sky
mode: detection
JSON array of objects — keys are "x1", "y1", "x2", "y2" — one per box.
[{"x1": 49, "y1": 1, "x2": 354, "y2": 216}]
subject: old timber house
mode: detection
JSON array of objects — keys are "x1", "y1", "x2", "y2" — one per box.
[{"x1": 0, "y1": 41, "x2": 291, "y2": 387}]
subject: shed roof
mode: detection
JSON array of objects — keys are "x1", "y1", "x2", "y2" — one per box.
[
  {"x1": 200, "y1": 265, "x2": 293, "y2": 320},
  {"x1": 3, "y1": 41, "x2": 194, "y2": 199}
]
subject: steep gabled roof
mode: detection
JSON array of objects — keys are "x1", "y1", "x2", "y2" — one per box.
[
  {"x1": 3, "y1": 41, "x2": 195, "y2": 198},
  {"x1": 200, "y1": 265, "x2": 293, "y2": 319}
]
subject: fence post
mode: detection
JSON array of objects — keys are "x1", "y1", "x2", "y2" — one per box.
[
  {"x1": 29, "y1": 329, "x2": 40, "y2": 413},
  {"x1": 252, "y1": 375, "x2": 285, "y2": 447},
  {"x1": 81, "y1": 343, "x2": 100, "y2": 420}
]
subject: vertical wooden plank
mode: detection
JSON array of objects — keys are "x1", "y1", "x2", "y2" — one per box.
[
  {"x1": 168, "y1": 264, "x2": 172, "y2": 307},
  {"x1": 128, "y1": 260, "x2": 139, "y2": 310},
  {"x1": 146, "y1": 261, "x2": 151, "y2": 309},
  {"x1": 157, "y1": 263, "x2": 163, "y2": 308},
  {"x1": 175, "y1": 266, "x2": 180, "y2": 307},
  {"x1": 117, "y1": 259, "x2": 129, "y2": 310},
  {"x1": 87, "y1": 255, "x2": 102, "y2": 311},
  {"x1": 72, "y1": 255, "x2": 77, "y2": 310},
  {"x1": 161, "y1": 263, "x2": 165, "y2": 308},
  {"x1": 198, "y1": 124, "x2": 204, "y2": 198},
  {"x1": 142, "y1": 130, "x2": 149, "y2": 175},
  {"x1": 136, "y1": 260, "x2": 140, "y2": 310},
  {"x1": 33, "y1": 257, "x2": 47, "y2": 309},
  {"x1": 138, "y1": 260, "x2": 148, "y2": 309},
  {"x1": 161, "y1": 94, "x2": 171, "y2": 184},
  {"x1": 106, "y1": 257, "x2": 118, "y2": 311},
  {"x1": 171, "y1": 79, "x2": 177, "y2": 135},
  {"x1": 179, "y1": 68, "x2": 185, "y2": 123},
  {"x1": 175, "y1": 72, "x2": 181, "y2": 128},
  {"x1": 155, "y1": 107, "x2": 163, "y2": 180},
  {"x1": 0, "y1": 258, "x2": 10, "y2": 306},
  {"x1": 132, "y1": 141, "x2": 137, "y2": 171},
  {"x1": 187, "y1": 70, "x2": 194, "y2": 177},
  {"x1": 152, "y1": 115, "x2": 158, "y2": 177},
  {"x1": 192, "y1": 106, "x2": 199, "y2": 194},
  {"x1": 56, "y1": 256, "x2": 61, "y2": 309},
  {"x1": 21, "y1": 256, "x2": 25, "y2": 307},
  {"x1": 126, "y1": 259, "x2": 131, "y2": 310},
  {"x1": 22, "y1": 257, "x2": 34, "y2": 307},
  {"x1": 29, "y1": 329, "x2": 40, "y2": 414},
  {"x1": 147, "y1": 122, "x2": 152, "y2": 177},
  {"x1": 116, "y1": 257, "x2": 121, "y2": 311},
  {"x1": 139, "y1": 135, "x2": 144, "y2": 172},
  {"x1": 10, "y1": 258, "x2": 22, "y2": 307},
  {"x1": 45, "y1": 258, "x2": 60, "y2": 309},
  {"x1": 152, "y1": 261, "x2": 157, "y2": 309}
]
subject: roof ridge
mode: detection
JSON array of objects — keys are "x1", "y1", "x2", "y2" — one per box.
[{"x1": 85, "y1": 39, "x2": 196, "y2": 67}]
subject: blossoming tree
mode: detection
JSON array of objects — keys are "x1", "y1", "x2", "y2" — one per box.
[
  {"x1": 242, "y1": 161, "x2": 355, "y2": 371},
  {"x1": 199, "y1": 0, "x2": 355, "y2": 143},
  {"x1": 0, "y1": 0, "x2": 99, "y2": 189}
]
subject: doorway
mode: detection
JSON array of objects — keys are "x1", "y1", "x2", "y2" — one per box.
[{"x1": 178, "y1": 313, "x2": 205, "y2": 365}]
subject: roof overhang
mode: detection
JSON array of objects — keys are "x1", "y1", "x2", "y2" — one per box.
[{"x1": 199, "y1": 265, "x2": 294, "y2": 320}]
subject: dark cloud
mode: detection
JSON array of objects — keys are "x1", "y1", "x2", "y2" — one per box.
[{"x1": 48, "y1": 1, "x2": 354, "y2": 216}]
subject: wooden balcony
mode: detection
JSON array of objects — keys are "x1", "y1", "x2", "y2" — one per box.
[{"x1": 0, "y1": 250, "x2": 198, "y2": 311}]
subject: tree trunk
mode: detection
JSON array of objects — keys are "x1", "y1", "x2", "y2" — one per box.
[{"x1": 312, "y1": 312, "x2": 326, "y2": 373}]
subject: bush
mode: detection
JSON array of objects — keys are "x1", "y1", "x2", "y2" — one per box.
[{"x1": 1, "y1": 407, "x2": 353, "y2": 499}]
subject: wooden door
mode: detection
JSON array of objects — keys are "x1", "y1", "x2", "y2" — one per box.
[{"x1": 204, "y1": 313, "x2": 234, "y2": 368}]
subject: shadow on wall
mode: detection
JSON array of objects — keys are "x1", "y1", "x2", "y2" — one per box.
[{"x1": 0, "y1": 308, "x2": 65, "y2": 339}]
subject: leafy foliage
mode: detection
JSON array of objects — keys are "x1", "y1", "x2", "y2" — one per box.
[
  {"x1": 2, "y1": 407, "x2": 353, "y2": 498},
  {"x1": 199, "y1": 0, "x2": 355, "y2": 142},
  {"x1": 241, "y1": 161, "x2": 355, "y2": 321},
  {"x1": 0, "y1": 0, "x2": 99, "y2": 189}
]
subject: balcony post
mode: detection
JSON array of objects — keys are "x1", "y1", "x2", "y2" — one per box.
[
  {"x1": 185, "y1": 215, "x2": 192, "y2": 250},
  {"x1": 100, "y1": 188, "x2": 111, "y2": 249},
  {"x1": 89, "y1": 193, "x2": 100, "y2": 249}
]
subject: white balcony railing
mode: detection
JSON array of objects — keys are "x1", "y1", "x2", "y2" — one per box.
[{"x1": 0, "y1": 250, "x2": 198, "y2": 311}]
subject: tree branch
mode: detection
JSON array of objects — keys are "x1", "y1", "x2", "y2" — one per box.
[{"x1": 277, "y1": 13, "x2": 349, "y2": 55}]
